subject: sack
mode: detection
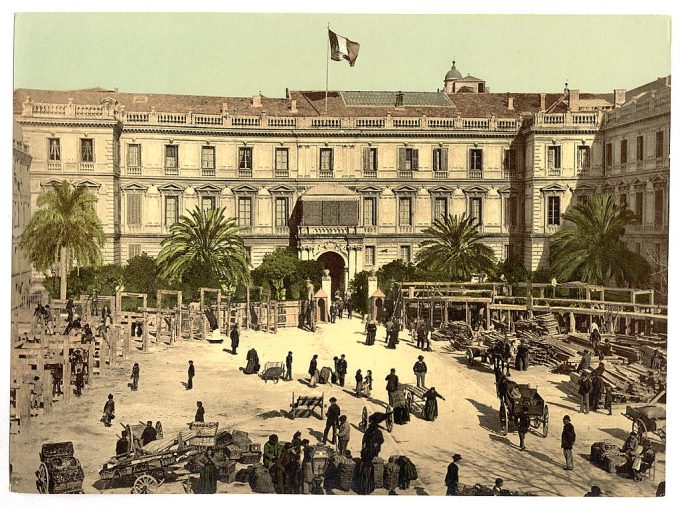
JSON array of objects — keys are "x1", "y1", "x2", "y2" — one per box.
[
  {"x1": 248, "y1": 464, "x2": 275, "y2": 494},
  {"x1": 404, "y1": 460, "x2": 418, "y2": 481},
  {"x1": 383, "y1": 462, "x2": 399, "y2": 490}
]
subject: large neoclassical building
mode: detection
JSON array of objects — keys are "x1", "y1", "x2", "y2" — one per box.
[{"x1": 13, "y1": 62, "x2": 670, "y2": 296}]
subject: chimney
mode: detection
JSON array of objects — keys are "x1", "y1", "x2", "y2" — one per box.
[
  {"x1": 568, "y1": 89, "x2": 580, "y2": 112},
  {"x1": 290, "y1": 99, "x2": 298, "y2": 114},
  {"x1": 507, "y1": 95, "x2": 514, "y2": 110},
  {"x1": 285, "y1": 87, "x2": 290, "y2": 99},
  {"x1": 539, "y1": 93, "x2": 546, "y2": 112},
  {"x1": 395, "y1": 91, "x2": 404, "y2": 107},
  {"x1": 614, "y1": 89, "x2": 626, "y2": 108},
  {"x1": 252, "y1": 92, "x2": 262, "y2": 108},
  {"x1": 222, "y1": 102, "x2": 228, "y2": 115}
]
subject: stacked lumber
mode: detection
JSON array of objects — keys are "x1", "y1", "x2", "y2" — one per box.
[
  {"x1": 515, "y1": 313, "x2": 560, "y2": 336},
  {"x1": 566, "y1": 362, "x2": 664, "y2": 404},
  {"x1": 143, "y1": 430, "x2": 197, "y2": 453},
  {"x1": 432, "y1": 322, "x2": 474, "y2": 349},
  {"x1": 518, "y1": 331, "x2": 577, "y2": 367}
]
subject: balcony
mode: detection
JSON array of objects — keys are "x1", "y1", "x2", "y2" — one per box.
[
  {"x1": 274, "y1": 168, "x2": 290, "y2": 178},
  {"x1": 201, "y1": 167, "x2": 216, "y2": 177},
  {"x1": 274, "y1": 226, "x2": 290, "y2": 236},
  {"x1": 363, "y1": 169, "x2": 377, "y2": 179},
  {"x1": 319, "y1": 169, "x2": 334, "y2": 179},
  {"x1": 298, "y1": 225, "x2": 363, "y2": 236},
  {"x1": 398, "y1": 225, "x2": 414, "y2": 234},
  {"x1": 532, "y1": 111, "x2": 601, "y2": 129},
  {"x1": 433, "y1": 170, "x2": 448, "y2": 179},
  {"x1": 164, "y1": 166, "x2": 179, "y2": 176},
  {"x1": 398, "y1": 169, "x2": 413, "y2": 179},
  {"x1": 238, "y1": 168, "x2": 253, "y2": 178},
  {"x1": 468, "y1": 169, "x2": 483, "y2": 179},
  {"x1": 127, "y1": 165, "x2": 142, "y2": 175},
  {"x1": 364, "y1": 225, "x2": 378, "y2": 234},
  {"x1": 47, "y1": 161, "x2": 62, "y2": 171},
  {"x1": 547, "y1": 167, "x2": 562, "y2": 177},
  {"x1": 79, "y1": 162, "x2": 94, "y2": 172},
  {"x1": 503, "y1": 168, "x2": 519, "y2": 178},
  {"x1": 576, "y1": 165, "x2": 590, "y2": 176}
]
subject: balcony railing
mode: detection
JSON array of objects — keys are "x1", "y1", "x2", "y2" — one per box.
[
  {"x1": 398, "y1": 225, "x2": 414, "y2": 233},
  {"x1": 503, "y1": 168, "x2": 519, "y2": 178},
  {"x1": 238, "y1": 168, "x2": 253, "y2": 178},
  {"x1": 319, "y1": 169, "x2": 334, "y2": 178},
  {"x1": 274, "y1": 226, "x2": 290, "y2": 235},
  {"x1": 274, "y1": 169, "x2": 289, "y2": 178},
  {"x1": 547, "y1": 167, "x2": 562, "y2": 177},
  {"x1": 363, "y1": 169, "x2": 377, "y2": 178},
  {"x1": 79, "y1": 162, "x2": 94, "y2": 171},
  {"x1": 355, "y1": 118, "x2": 385, "y2": 128},
  {"x1": 468, "y1": 169, "x2": 483, "y2": 179},
  {"x1": 47, "y1": 161, "x2": 62, "y2": 171},
  {"x1": 298, "y1": 225, "x2": 362, "y2": 236},
  {"x1": 533, "y1": 111, "x2": 601, "y2": 128},
  {"x1": 398, "y1": 169, "x2": 413, "y2": 179},
  {"x1": 433, "y1": 170, "x2": 448, "y2": 179},
  {"x1": 576, "y1": 165, "x2": 590, "y2": 176},
  {"x1": 127, "y1": 165, "x2": 142, "y2": 175},
  {"x1": 364, "y1": 225, "x2": 378, "y2": 234},
  {"x1": 165, "y1": 166, "x2": 179, "y2": 176},
  {"x1": 201, "y1": 167, "x2": 216, "y2": 177}
]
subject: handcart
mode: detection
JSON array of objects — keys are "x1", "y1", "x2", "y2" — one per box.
[{"x1": 498, "y1": 382, "x2": 549, "y2": 438}]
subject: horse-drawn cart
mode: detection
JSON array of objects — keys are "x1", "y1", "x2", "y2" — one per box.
[
  {"x1": 498, "y1": 383, "x2": 549, "y2": 438},
  {"x1": 623, "y1": 405, "x2": 666, "y2": 443}
]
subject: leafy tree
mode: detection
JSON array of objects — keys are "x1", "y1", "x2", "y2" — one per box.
[
  {"x1": 376, "y1": 259, "x2": 421, "y2": 296},
  {"x1": 549, "y1": 194, "x2": 651, "y2": 286},
  {"x1": 20, "y1": 180, "x2": 105, "y2": 300},
  {"x1": 348, "y1": 270, "x2": 372, "y2": 315},
  {"x1": 156, "y1": 206, "x2": 250, "y2": 296},
  {"x1": 415, "y1": 214, "x2": 497, "y2": 281},
  {"x1": 123, "y1": 253, "x2": 165, "y2": 305},
  {"x1": 492, "y1": 256, "x2": 530, "y2": 284},
  {"x1": 252, "y1": 248, "x2": 299, "y2": 300}
]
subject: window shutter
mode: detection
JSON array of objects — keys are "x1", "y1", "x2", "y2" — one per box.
[
  {"x1": 441, "y1": 148, "x2": 448, "y2": 171},
  {"x1": 363, "y1": 148, "x2": 369, "y2": 171},
  {"x1": 547, "y1": 148, "x2": 555, "y2": 169},
  {"x1": 330, "y1": 149, "x2": 334, "y2": 170},
  {"x1": 478, "y1": 150, "x2": 483, "y2": 170},
  {"x1": 398, "y1": 148, "x2": 406, "y2": 170},
  {"x1": 412, "y1": 149, "x2": 419, "y2": 171}
]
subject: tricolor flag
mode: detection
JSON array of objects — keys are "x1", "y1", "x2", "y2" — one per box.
[{"x1": 328, "y1": 29, "x2": 360, "y2": 67}]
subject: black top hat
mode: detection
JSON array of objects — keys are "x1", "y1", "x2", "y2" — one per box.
[{"x1": 418, "y1": 355, "x2": 424, "y2": 360}]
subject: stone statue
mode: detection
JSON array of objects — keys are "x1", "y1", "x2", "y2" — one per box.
[
  {"x1": 306, "y1": 279, "x2": 315, "y2": 301},
  {"x1": 323, "y1": 268, "x2": 331, "y2": 277}
]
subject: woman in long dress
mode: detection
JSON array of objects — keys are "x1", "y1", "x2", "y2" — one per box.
[
  {"x1": 356, "y1": 415, "x2": 385, "y2": 495},
  {"x1": 355, "y1": 369, "x2": 363, "y2": 397},
  {"x1": 423, "y1": 387, "x2": 445, "y2": 421}
]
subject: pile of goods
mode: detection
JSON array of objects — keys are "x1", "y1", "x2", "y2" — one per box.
[
  {"x1": 372, "y1": 456, "x2": 385, "y2": 489},
  {"x1": 456, "y1": 483, "x2": 537, "y2": 496},
  {"x1": 334, "y1": 455, "x2": 355, "y2": 491},
  {"x1": 382, "y1": 460, "x2": 400, "y2": 490},
  {"x1": 590, "y1": 441, "x2": 628, "y2": 473},
  {"x1": 36, "y1": 442, "x2": 84, "y2": 494},
  {"x1": 515, "y1": 313, "x2": 560, "y2": 336},
  {"x1": 215, "y1": 429, "x2": 262, "y2": 464},
  {"x1": 247, "y1": 463, "x2": 276, "y2": 493},
  {"x1": 432, "y1": 321, "x2": 474, "y2": 349},
  {"x1": 512, "y1": 314, "x2": 577, "y2": 367}
]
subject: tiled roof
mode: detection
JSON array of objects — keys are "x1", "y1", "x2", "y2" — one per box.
[{"x1": 340, "y1": 91, "x2": 452, "y2": 107}]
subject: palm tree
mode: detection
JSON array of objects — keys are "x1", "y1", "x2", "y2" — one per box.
[
  {"x1": 549, "y1": 194, "x2": 651, "y2": 286},
  {"x1": 20, "y1": 180, "x2": 105, "y2": 300},
  {"x1": 156, "y1": 206, "x2": 250, "y2": 290},
  {"x1": 415, "y1": 214, "x2": 497, "y2": 280}
]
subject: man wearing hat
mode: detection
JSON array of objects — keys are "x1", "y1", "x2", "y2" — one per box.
[
  {"x1": 323, "y1": 397, "x2": 341, "y2": 445},
  {"x1": 445, "y1": 454, "x2": 462, "y2": 495},
  {"x1": 561, "y1": 415, "x2": 576, "y2": 470},
  {"x1": 337, "y1": 354, "x2": 348, "y2": 387},
  {"x1": 413, "y1": 355, "x2": 427, "y2": 388},
  {"x1": 141, "y1": 420, "x2": 157, "y2": 445}
]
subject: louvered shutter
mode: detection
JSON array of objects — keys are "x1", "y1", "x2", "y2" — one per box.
[
  {"x1": 398, "y1": 148, "x2": 406, "y2": 170},
  {"x1": 412, "y1": 149, "x2": 419, "y2": 171},
  {"x1": 441, "y1": 148, "x2": 448, "y2": 171},
  {"x1": 363, "y1": 147, "x2": 370, "y2": 171}
]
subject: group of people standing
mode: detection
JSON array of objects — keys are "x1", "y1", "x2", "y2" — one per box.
[{"x1": 329, "y1": 296, "x2": 354, "y2": 323}]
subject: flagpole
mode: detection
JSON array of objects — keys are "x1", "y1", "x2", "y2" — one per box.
[{"x1": 325, "y1": 23, "x2": 329, "y2": 114}]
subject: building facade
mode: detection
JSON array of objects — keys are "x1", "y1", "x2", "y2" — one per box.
[
  {"x1": 12, "y1": 121, "x2": 33, "y2": 310},
  {"x1": 13, "y1": 64, "x2": 670, "y2": 296}
]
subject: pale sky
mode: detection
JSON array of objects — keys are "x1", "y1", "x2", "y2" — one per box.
[{"x1": 13, "y1": 13, "x2": 672, "y2": 97}]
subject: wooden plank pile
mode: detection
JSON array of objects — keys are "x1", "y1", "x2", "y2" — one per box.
[
  {"x1": 566, "y1": 362, "x2": 665, "y2": 404},
  {"x1": 520, "y1": 331, "x2": 578, "y2": 367},
  {"x1": 432, "y1": 321, "x2": 474, "y2": 349},
  {"x1": 515, "y1": 313, "x2": 560, "y2": 336}
]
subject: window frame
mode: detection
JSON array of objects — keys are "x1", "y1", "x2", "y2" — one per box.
[
  {"x1": 547, "y1": 196, "x2": 561, "y2": 226},
  {"x1": 238, "y1": 196, "x2": 253, "y2": 227},
  {"x1": 274, "y1": 196, "x2": 290, "y2": 227},
  {"x1": 165, "y1": 195, "x2": 179, "y2": 226},
  {"x1": 164, "y1": 144, "x2": 179, "y2": 169},
  {"x1": 275, "y1": 147, "x2": 289, "y2": 171},
  {"x1": 319, "y1": 148, "x2": 334, "y2": 171},
  {"x1": 238, "y1": 147, "x2": 253, "y2": 170},
  {"x1": 470, "y1": 148, "x2": 483, "y2": 171},
  {"x1": 434, "y1": 196, "x2": 448, "y2": 222},
  {"x1": 469, "y1": 196, "x2": 483, "y2": 225},
  {"x1": 636, "y1": 135, "x2": 644, "y2": 162},
  {"x1": 48, "y1": 138, "x2": 61, "y2": 161},
  {"x1": 127, "y1": 143, "x2": 141, "y2": 167},
  {"x1": 503, "y1": 149, "x2": 517, "y2": 171},
  {"x1": 363, "y1": 196, "x2": 377, "y2": 226},
  {"x1": 620, "y1": 139, "x2": 628, "y2": 165},
  {"x1": 547, "y1": 145, "x2": 561, "y2": 170},
  {"x1": 398, "y1": 197, "x2": 413, "y2": 226},
  {"x1": 201, "y1": 146, "x2": 216, "y2": 170},
  {"x1": 126, "y1": 193, "x2": 142, "y2": 226},
  {"x1": 656, "y1": 131, "x2": 664, "y2": 158},
  {"x1": 400, "y1": 245, "x2": 412, "y2": 263},
  {"x1": 80, "y1": 138, "x2": 94, "y2": 163},
  {"x1": 364, "y1": 246, "x2": 376, "y2": 266}
]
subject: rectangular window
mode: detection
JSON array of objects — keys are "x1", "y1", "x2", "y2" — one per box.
[
  {"x1": 637, "y1": 135, "x2": 644, "y2": 161},
  {"x1": 165, "y1": 196, "x2": 178, "y2": 226},
  {"x1": 165, "y1": 145, "x2": 178, "y2": 168},
  {"x1": 239, "y1": 147, "x2": 253, "y2": 170},
  {"x1": 275, "y1": 197, "x2": 289, "y2": 226},
  {"x1": 128, "y1": 244, "x2": 141, "y2": 260},
  {"x1": 238, "y1": 197, "x2": 252, "y2": 226},
  {"x1": 654, "y1": 189, "x2": 664, "y2": 227},
  {"x1": 547, "y1": 146, "x2": 561, "y2": 169},
  {"x1": 48, "y1": 138, "x2": 61, "y2": 161},
  {"x1": 319, "y1": 148, "x2": 334, "y2": 171},
  {"x1": 620, "y1": 193, "x2": 628, "y2": 209},
  {"x1": 577, "y1": 146, "x2": 590, "y2": 171},
  {"x1": 127, "y1": 144, "x2": 141, "y2": 167},
  {"x1": 363, "y1": 197, "x2": 377, "y2": 226},
  {"x1": 400, "y1": 245, "x2": 412, "y2": 263},
  {"x1": 620, "y1": 139, "x2": 628, "y2": 164},
  {"x1": 434, "y1": 197, "x2": 448, "y2": 221},
  {"x1": 398, "y1": 197, "x2": 412, "y2": 226},
  {"x1": 201, "y1": 196, "x2": 215, "y2": 213},
  {"x1": 470, "y1": 197, "x2": 483, "y2": 225},
  {"x1": 505, "y1": 196, "x2": 517, "y2": 227},
  {"x1": 503, "y1": 149, "x2": 517, "y2": 171},
  {"x1": 635, "y1": 192, "x2": 644, "y2": 223},
  {"x1": 201, "y1": 146, "x2": 215, "y2": 170},
  {"x1": 365, "y1": 246, "x2": 375, "y2": 266},
  {"x1": 363, "y1": 147, "x2": 378, "y2": 171},
  {"x1": 606, "y1": 143, "x2": 613, "y2": 167},
  {"x1": 80, "y1": 138, "x2": 94, "y2": 162},
  {"x1": 656, "y1": 131, "x2": 664, "y2": 158},
  {"x1": 127, "y1": 194, "x2": 142, "y2": 225},
  {"x1": 275, "y1": 148, "x2": 289, "y2": 170},
  {"x1": 547, "y1": 196, "x2": 561, "y2": 226},
  {"x1": 470, "y1": 149, "x2": 483, "y2": 170},
  {"x1": 503, "y1": 244, "x2": 510, "y2": 261},
  {"x1": 405, "y1": 148, "x2": 418, "y2": 171},
  {"x1": 432, "y1": 148, "x2": 443, "y2": 171}
]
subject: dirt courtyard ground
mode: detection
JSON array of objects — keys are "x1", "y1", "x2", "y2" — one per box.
[{"x1": 9, "y1": 317, "x2": 664, "y2": 496}]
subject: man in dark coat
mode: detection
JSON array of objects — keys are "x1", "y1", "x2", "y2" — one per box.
[
  {"x1": 445, "y1": 454, "x2": 462, "y2": 495},
  {"x1": 337, "y1": 354, "x2": 348, "y2": 387},
  {"x1": 561, "y1": 415, "x2": 576, "y2": 470},
  {"x1": 130, "y1": 363, "x2": 140, "y2": 391},
  {"x1": 590, "y1": 373, "x2": 604, "y2": 411},
  {"x1": 578, "y1": 372, "x2": 592, "y2": 414},
  {"x1": 187, "y1": 360, "x2": 195, "y2": 390},
  {"x1": 366, "y1": 320, "x2": 377, "y2": 345},
  {"x1": 116, "y1": 429, "x2": 130, "y2": 456},
  {"x1": 413, "y1": 355, "x2": 427, "y2": 388},
  {"x1": 385, "y1": 368, "x2": 399, "y2": 406},
  {"x1": 516, "y1": 407, "x2": 531, "y2": 450},
  {"x1": 141, "y1": 420, "x2": 157, "y2": 445},
  {"x1": 230, "y1": 324, "x2": 240, "y2": 355},
  {"x1": 346, "y1": 299, "x2": 354, "y2": 319},
  {"x1": 102, "y1": 394, "x2": 115, "y2": 427},
  {"x1": 516, "y1": 340, "x2": 530, "y2": 371},
  {"x1": 285, "y1": 351, "x2": 293, "y2": 381},
  {"x1": 323, "y1": 397, "x2": 340, "y2": 444},
  {"x1": 308, "y1": 354, "x2": 318, "y2": 387},
  {"x1": 195, "y1": 401, "x2": 205, "y2": 422}
]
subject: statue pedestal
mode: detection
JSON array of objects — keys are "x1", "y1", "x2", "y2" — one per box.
[{"x1": 321, "y1": 276, "x2": 332, "y2": 319}]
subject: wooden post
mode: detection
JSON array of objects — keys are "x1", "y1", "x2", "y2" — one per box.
[
  {"x1": 465, "y1": 302, "x2": 470, "y2": 325},
  {"x1": 100, "y1": 335, "x2": 109, "y2": 375},
  {"x1": 569, "y1": 312, "x2": 576, "y2": 333},
  {"x1": 246, "y1": 286, "x2": 251, "y2": 330},
  {"x1": 43, "y1": 368, "x2": 52, "y2": 415},
  {"x1": 18, "y1": 368, "x2": 31, "y2": 427},
  {"x1": 486, "y1": 306, "x2": 491, "y2": 331},
  {"x1": 123, "y1": 329, "x2": 131, "y2": 359},
  {"x1": 111, "y1": 326, "x2": 118, "y2": 364},
  {"x1": 62, "y1": 336, "x2": 71, "y2": 404},
  {"x1": 142, "y1": 311, "x2": 149, "y2": 352}
]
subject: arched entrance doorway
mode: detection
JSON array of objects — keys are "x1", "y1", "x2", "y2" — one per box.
[{"x1": 317, "y1": 251, "x2": 346, "y2": 298}]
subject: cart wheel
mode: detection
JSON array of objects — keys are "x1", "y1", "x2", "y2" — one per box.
[
  {"x1": 359, "y1": 406, "x2": 368, "y2": 433},
  {"x1": 499, "y1": 403, "x2": 509, "y2": 436},
  {"x1": 542, "y1": 404, "x2": 549, "y2": 438},
  {"x1": 132, "y1": 474, "x2": 159, "y2": 494},
  {"x1": 632, "y1": 419, "x2": 647, "y2": 441},
  {"x1": 405, "y1": 391, "x2": 414, "y2": 414},
  {"x1": 385, "y1": 405, "x2": 394, "y2": 433},
  {"x1": 36, "y1": 462, "x2": 49, "y2": 494},
  {"x1": 466, "y1": 348, "x2": 474, "y2": 366}
]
